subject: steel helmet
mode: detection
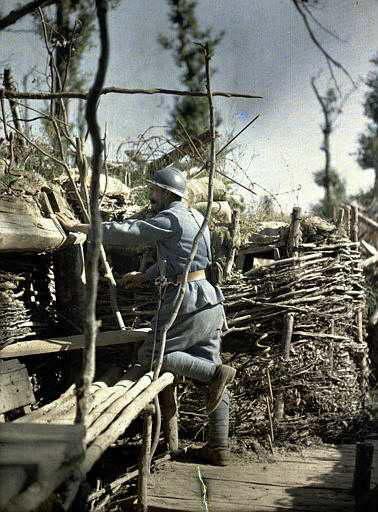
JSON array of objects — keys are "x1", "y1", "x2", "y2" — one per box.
[{"x1": 147, "y1": 166, "x2": 186, "y2": 198}]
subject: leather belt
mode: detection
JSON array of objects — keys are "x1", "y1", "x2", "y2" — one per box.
[{"x1": 176, "y1": 269, "x2": 206, "y2": 284}]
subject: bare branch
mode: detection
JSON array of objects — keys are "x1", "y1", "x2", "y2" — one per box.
[
  {"x1": 75, "y1": 0, "x2": 110, "y2": 426},
  {"x1": 301, "y1": 2, "x2": 346, "y2": 42},
  {"x1": 0, "y1": 0, "x2": 56, "y2": 30},
  {"x1": 292, "y1": 0, "x2": 356, "y2": 92},
  {"x1": 3, "y1": 87, "x2": 262, "y2": 101}
]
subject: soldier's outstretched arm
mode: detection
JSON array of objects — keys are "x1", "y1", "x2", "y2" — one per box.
[{"x1": 102, "y1": 213, "x2": 174, "y2": 248}]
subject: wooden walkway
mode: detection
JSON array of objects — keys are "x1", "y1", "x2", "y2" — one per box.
[{"x1": 147, "y1": 442, "x2": 378, "y2": 511}]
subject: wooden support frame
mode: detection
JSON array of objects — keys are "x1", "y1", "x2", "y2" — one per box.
[{"x1": 0, "y1": 328, "x2": 150, "y2": 358}]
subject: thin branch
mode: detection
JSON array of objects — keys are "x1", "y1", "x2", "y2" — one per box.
[
  {"x1": 0, "y1": 0, "x2": 56, "y2": 30},
  {"x1": 190, "y1": 114, "x2": 260, "y2": 195},
  {"x1": 3, "y1": 87, "x2": 262, "y2": 101},
  {"x1": 291, "y1": 0, "x2": 356, "y2": 92},
  {"x1": 301, "y1": 2, "x2": 346, "y2": 42}
]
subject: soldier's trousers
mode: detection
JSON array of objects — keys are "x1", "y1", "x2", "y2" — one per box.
[{"x1": 138, "y1": 303, "x2": 229, "y2": 448}]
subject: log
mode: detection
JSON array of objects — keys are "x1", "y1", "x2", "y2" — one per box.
[
  {"x1": 17, "y1": 366, "x2": 145, "y2": 426},
  {"x1": 86, "y1": 372, "x2": 155, "y2": 443},
  {"x1": 0, "y1": 197, "x2": 66, "y2": 253},
  {"x1": 362, "y1": 254, "x2": 378, "y2": 268},
  {"x1": 361, "y1": 240, "x2": 377, "y2": 257},
  {"x1": 6, "y1": 372, "x2": 174, "y2": 512},
  {"x1": 358, "y1": 212, "x2": 378, "y2": 231},
  {"x1": 244, "y1": 253, "x2": 324, "y2": 276},
  {"x1": 81, "y1": 372, "x2": 174, "y2": 474},
  {"x1": 0, "y1": 328, "x2": 149, "y2": 358}
]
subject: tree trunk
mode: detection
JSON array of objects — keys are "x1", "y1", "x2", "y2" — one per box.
[{"x1": 323, "y1": 125, "x2": 331, "y2": 215}]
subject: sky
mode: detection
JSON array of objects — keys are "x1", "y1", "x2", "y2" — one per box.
[{"x1": 2, "y1": 0, "x2": 378, "y2": 213}]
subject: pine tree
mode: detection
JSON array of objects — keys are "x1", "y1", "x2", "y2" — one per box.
[
  {"x1": 159, "y1": 0, "x2": 224, "y2": 142},
  {"x1": 312, "y1": 167, "x2": 346, "y2": 217}
]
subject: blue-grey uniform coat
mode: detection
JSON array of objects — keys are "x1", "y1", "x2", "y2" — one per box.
[{"x1": 102, "y1": 201, "x2": 225, "y2": 368}]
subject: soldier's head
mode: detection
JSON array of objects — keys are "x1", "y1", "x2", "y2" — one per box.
[{"x1": 147, "y1": 167, "x2": 186, "y2": 213}]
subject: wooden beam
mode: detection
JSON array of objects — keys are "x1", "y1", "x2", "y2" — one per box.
[
  {"x1": 358, "y1": 212, "x2": 378, "y2": 231},
  {"x1": 0, "y1": 328, "x2": 150, "y2": 358},
  {"x1": 361, "y1": 239, "x2": 378, "y2": 256}
]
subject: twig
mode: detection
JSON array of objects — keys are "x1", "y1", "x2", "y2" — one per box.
[{"x1": 291, "y1": 0, "x2": 356, "y2": 93}]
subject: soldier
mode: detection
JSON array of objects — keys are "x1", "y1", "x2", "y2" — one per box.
[{"x1": 58, "y1": 166, "x2": 236, "y2": 466}]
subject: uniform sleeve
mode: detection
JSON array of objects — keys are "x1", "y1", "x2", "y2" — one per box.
[
  {"x1": 102, "y1": 213, "x2": 174, "y2": 248},
  {"x1": 145, "y1": 263, "x2": 159, "y2": 282}
]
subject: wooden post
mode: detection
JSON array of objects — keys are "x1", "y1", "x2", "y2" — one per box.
[
  {"x1": 337, "y1": 207, "x2": 345, "y2": 229},
  {"x1": 357, "y1": 308, "x2": 364, "y2": 344},
  {"x1": 345, "y1": 205, "x2": 352, "y2": 239},
  {"x1": 329, "y1": 319, "x2": 335, "y2": 373},
  {"x1": 282, "y1": 312, "x2": 294, "y2": 360},
  {"x1": 353, "y1": 442, "x2": 374, "y2": 500},
  {"x1": 351, "y1": 205, "x2": 359, "y2": 242},
  {"x1": 138, "y1": 405, "x2": 154, "y2": 512},
  {"x1": 288, "y1": 207, "x2": 302, "y2": 257},
  {"x1": 159, "y1": 384, "x2": 179, "y2": 452},
  {"x1": 332, "y1": 206, "x2": 337, "y2": 223},
  {"x1": 224, "y1": 208, "x2": 241, "y2": 278},
  {"x1": 275, "y1": 313, "x2": 294, "y2": 421}
]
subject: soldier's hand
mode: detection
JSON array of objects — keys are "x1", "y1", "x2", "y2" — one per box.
[
  {"x1": 118, "y1": 271, "x2": 147, "y2": 289},
  {"x1": 55, "y1": 213, "x2": 80, "y2": 232},
  {"x1": 56, "y1": 213, "x2": 89, "y2": 235}
]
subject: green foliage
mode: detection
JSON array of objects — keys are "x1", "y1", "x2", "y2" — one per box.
[
  {"x1": 357, "y1": 55, "x2": 378, "y2": 181},
  {"x1": 312, "y1": 168, "x2": 346, "y2": 217},
  {"x1": 159, "y1": 0, "x2": 224, "y2": 142}
]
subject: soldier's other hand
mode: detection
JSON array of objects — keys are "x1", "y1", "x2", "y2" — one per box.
[{"x1": 118, "y1": 271, "x2": 147, "y2": 289}]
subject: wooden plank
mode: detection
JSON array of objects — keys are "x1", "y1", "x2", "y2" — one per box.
[
  {"x1": 239, "y1": 243, "x2": 285, "y2": 256},
  {"x1": 148, "y1": 461, "x2": 354, "y2": 511},
  {"x1": 0, "y1": 328, "x2": 150, "y2": 358},
  {"x1": 0, "y1": 364, "x2": 35, "y2": 414}
]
